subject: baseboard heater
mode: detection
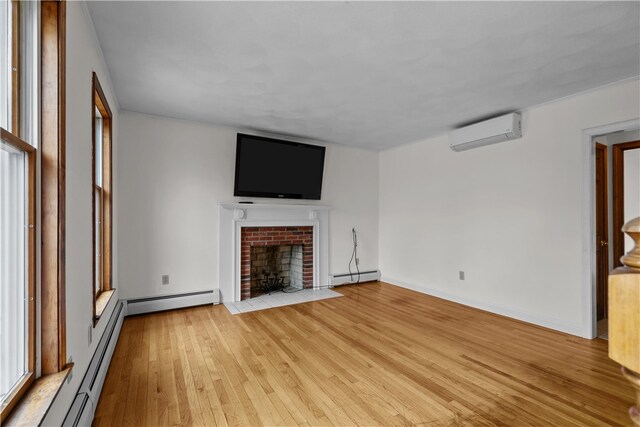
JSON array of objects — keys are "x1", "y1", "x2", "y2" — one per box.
[
  {"x1": 62, "y1": 300, "x2": 125, "y2": 426},
  {"x1": 127, "y1": 289, "x2": 220, "y2": 316},
  {"x1": 330, "y1": 270, "x2": 380, "y2": 286},
  {"x1": 61, "y1": 290, "x2": 220, "y2": 425}
]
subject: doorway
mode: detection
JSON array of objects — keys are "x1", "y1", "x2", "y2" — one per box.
[
  {"x1": 612, "y1": 140, "x2": 640, "y2": 268},
  {"x1": 595, "y1": 143, "x2": 608, "y2": 332},
  {"x1": 592, "y1": 130, "x2": 640, "y2": 339}
]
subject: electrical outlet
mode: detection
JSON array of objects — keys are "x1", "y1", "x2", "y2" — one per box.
[
  {"x1": 459, "y1": 271, "x2": 465, "y2": 280},
  {"x1": 88, "y1": 324, "x2": 92, "y2": 345},
  {"x1": 355, "y1": 258, "x2": 360, "y2": 266},
  {"x1": 162, "y1": 275, "x2": 170, "y2": 286}
]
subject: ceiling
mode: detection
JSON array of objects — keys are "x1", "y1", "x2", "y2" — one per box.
[{"x1": 87, "y1": 1, "x2": 640, "y2": 150}]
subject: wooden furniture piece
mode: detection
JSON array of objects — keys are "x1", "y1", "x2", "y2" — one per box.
[{"x1": 609, "y1": 216, "x2": 640, "y2": 425}]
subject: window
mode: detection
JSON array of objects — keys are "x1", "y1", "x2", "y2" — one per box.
[
  {"x1": 92, "y1": 73, "x2": 113, "y2": 322},
  {"x1": 0, "y1": 0, "x2": 38, "y2": 421},
  {"x1": 94, "y1": 108, "x2": 102, "y2": 296},
  {"x1": 0, "y1": 131, "x2": 35, "y2": 421},
  {"x1": 2, "y1": 1, "x2": 68, "y2": 422},
  {"x1": 0, "y1": 141, "x2": 28, "y2": 401}
]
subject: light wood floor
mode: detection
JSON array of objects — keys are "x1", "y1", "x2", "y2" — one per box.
[{"x1": 94, "y1": 282, "x2": 633, "y2": 426}]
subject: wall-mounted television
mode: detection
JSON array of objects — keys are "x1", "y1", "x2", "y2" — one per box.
[{"x1": 234, "y1": 133, "x2": 326, "y2": 200}]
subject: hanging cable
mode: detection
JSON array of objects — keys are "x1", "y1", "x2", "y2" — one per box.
[{"x1": 349, "y1": 228, "x2": 360, "y2": 284}]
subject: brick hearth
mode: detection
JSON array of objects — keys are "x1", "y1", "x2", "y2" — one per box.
[{"x1": 240, "y1": 226, "x2": 313, "y2": 300}]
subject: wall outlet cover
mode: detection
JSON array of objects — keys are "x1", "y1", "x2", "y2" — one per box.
[
  {"x1": 162, "y1": 275, "x2": 170, "y2": 285},
  {"x1": 459, "y1": 271, "x2": 465, "y2": 280}
]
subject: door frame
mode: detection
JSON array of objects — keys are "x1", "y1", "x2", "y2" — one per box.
[
  {"x1": 594, "y1": 143, "x2": 609, "y2": 321},
  {"x1": 581, "y1": 119, "x2": 639, "y2": 339},
  {"x1": 612, "y1": 140, "x2": 640, "y2": 268}
]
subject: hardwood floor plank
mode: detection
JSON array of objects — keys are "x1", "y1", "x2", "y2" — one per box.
[{"x1": 94, "y1": 282, "x2": 633, "y2": 426}]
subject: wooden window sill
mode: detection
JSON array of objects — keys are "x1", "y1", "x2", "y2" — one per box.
[
  {"x1": 95, "y1": 289, "x2": 115, "y2": 323},
  {"x1": 4, "y1": 364, "x2": 73, "y2": 427}
]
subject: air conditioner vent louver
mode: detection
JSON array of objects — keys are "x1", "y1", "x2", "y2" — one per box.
[{"x1": 449, "y1": 112, "x2": 522, "y2": 151}]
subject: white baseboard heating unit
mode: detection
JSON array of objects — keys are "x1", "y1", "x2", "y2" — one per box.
[
  {"x1": 61, "y1": 290, "x2": 220, "y2": 426},
  {"x1": 126, "y1": 289, "x2": 220, "y2": 316},
  {"x1": 330, "y1": 270, "x2": 381, "y2": 286},
  {"x1": 62, "y1": 300, "x2": 125, "y2": 426}
]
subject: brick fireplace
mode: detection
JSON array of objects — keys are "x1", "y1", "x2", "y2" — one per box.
[
  {"x1": 218, "y1": 204, "x2": 329, "y2": 302},
  {"x1": 240, "y1": 226, "x2": 313, "y2": 300}
]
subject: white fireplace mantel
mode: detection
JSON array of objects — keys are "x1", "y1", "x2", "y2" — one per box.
[{"x1": 218, "y1": 203, "x2": 331, "y2": 302}]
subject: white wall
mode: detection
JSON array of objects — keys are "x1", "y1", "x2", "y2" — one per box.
[
  {"x1": 117, "y1": 112, "x2": 378, "y2": 299},
  {"x1": 624, "y1": 148, "x2": 640, "y2": 251},
  {"x1": 379, "y1": 79, "x2": 640, "y2": 337},
  {"x1": 44, "y1": 3, "x2": 120, "y2": 425}
]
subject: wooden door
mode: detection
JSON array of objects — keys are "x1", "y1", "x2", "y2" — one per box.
[{"x1": 595, "y1": 143, "x2": 609, "y2": 321}]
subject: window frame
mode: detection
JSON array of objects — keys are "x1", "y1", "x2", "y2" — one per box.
[
  {"x1": 0, "y1": 1, "x2": 36, "y2": 420},
  {"x1": 1, "y1": 0, "x2": 70, "y2": 422},
  {"x1": 92, "y1": 72, "x2": 113, "y2": 324},
  {"x1": 10, "y1": 0, "x2": 20, "y2": 134},
  {"x1": 40, "y1": 0, "x2": 67, "y2": 377},
  {"x1": 0, "y1": 130, "x2": 36, "y2": 423}
]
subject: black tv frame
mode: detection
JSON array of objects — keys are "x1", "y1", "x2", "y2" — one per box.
[{"x1": 233, "y1": 133, "x2": 326, "y2": 200}]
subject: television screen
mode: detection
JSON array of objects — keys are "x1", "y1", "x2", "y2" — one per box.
[{"x1": 234, "y1": 134, "x2": 326, "y2": 200}]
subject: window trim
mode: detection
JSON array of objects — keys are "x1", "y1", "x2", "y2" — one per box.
[
  {"x1": 40, "y1": 0, "x2": 67, "y2": 376},
  {"x1": 0, "y1": 128, "x2": 36, "y2": 423},
  {"x1": 92, "y1": 72, "x2": 113, "y2": 324}
]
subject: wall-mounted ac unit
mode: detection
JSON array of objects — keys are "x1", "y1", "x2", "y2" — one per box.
[{"x1": 449, "y1": 112, "x2": 522, "y2": 152}]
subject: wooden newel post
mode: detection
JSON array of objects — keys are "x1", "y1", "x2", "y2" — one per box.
[{"x1": 609, "y1": 217, "x2": 640, "y2": 425}]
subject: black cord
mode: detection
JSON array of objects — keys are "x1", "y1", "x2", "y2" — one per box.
[
  {"x1": 354, "y1": 229, "x2": 360, "y2": 283},
  {"x1": 349, "y1": 228, "x2": 360, "y2": 284},
  {"x1": 349, "y1": 242, "x2": 355, "y2": 282}
]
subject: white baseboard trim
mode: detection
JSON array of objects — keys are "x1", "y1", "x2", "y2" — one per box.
[
  {"x1": 381, "y1": 276, "x2": 584, "y2": 337},
  {"x1": 330, "y1": 270, "x2": 381, "y2": 286},
  {"x1": 126, "y1": 289, "x2": 220, "y2": 316}
]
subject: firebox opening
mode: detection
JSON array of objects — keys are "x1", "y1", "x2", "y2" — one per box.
[{"x1": 250, "y1": 245, "x2": 304, "y2": 297}]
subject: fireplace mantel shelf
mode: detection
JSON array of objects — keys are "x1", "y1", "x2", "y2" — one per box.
[{"x1": 219, "y1": 202, "x2": 331, "y2": 210}]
